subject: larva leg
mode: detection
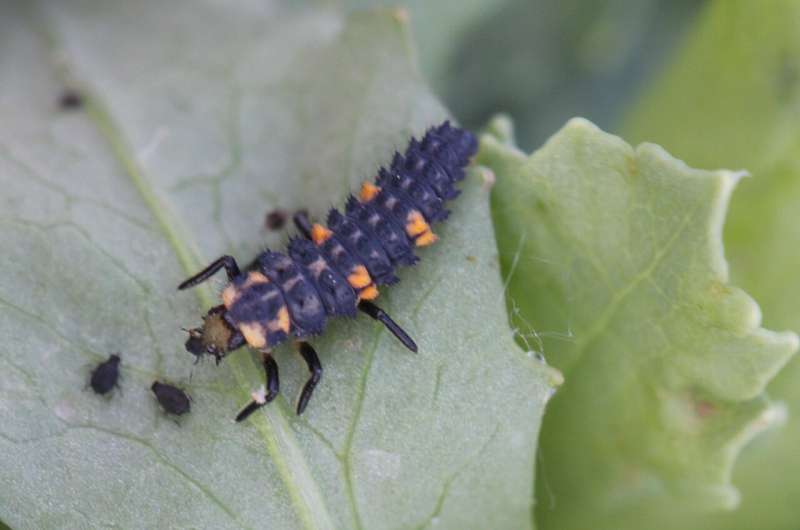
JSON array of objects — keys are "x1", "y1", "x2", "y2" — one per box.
[
  {"x1": 235, "y1": 353, "x2": 279, "y2": 422},
  {"x1": 358, "y1": 300, "x2": 417, "y2": 353},
  {"x1": 178, "y1": 255, "x2": 241, "y2": 290},
  {"x1": 296, "y1": 342, "x2": 322, "y2": 415}
]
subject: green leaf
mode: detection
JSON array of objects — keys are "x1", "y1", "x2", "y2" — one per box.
[
  {"x1": 624, "y1": 1, "x2": 800, "y2": 528},
  {"x1": 0, "y1": 3, "x2": 559, "y2": 529},
  {"x1": 477, "y1": 116, "x2": 798, "y2": 529}
]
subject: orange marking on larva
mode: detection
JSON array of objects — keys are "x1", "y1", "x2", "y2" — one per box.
[
  {"x1": 406, "y1": 210, "x2": 429, "y2": 237},
  {"x1": 359, "y1": 181, "x2": 381, "y2": 202},
  {"x1": 415, "y1": 231, "x2": 438, "y2": 247},
  {"x1": 239, "y1": 322, "x2": 267, "y2": 349},
  {"x1": 222, "y1": 285, "x2": 239, "y2": 308},
  {"x1": 358, "y1": 285, "x2": 379, "y2": 301},
  {"x1": 275, "y1": 306, "x2": 290, "y2": 334},
  {"x1": 348, "y1": 265, "x2": 372, "y2": 289},
  {"x1": 311, "y1": 223, "x2": 333, "y2": 245}
]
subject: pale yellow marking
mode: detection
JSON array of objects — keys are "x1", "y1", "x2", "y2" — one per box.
[
  {"x1": 311, "y1": 223, "x2": 333, "y2": 245},
  {"x1": 415, "y1": 231, "x2": 438, "y2": 247},
  {"x1": 223, "y1": 271, "x2": 268, "y2": 308},
  {"x1": 267, "y1": 306, "x2": 290, "y2": 334},
  {"x1": 243, "y1": 271, "x2": 269, "y2": 287},
  {"x1": 239, "y1": 322, "x2": 267, "y2": 349},
  {"x1": 222, "y1": 285, "x2": 238, "y2": 308},
  {"x1": 347, "y1": 265, "x2": 372, "y2": 289},
  {"x1": 358, "y1": 285, "x2": 379, "y2": 301},
  {"x1": 282, "y1": 275, "x2": 302, "y2": 291},
  {"x1": 308, "y1": 257, "x2": 327, "y2": 276},
  {"x1": 251, "y1": 386, "x2": 267, "y2": 404},
  {"x1": 405, "y1": 210, "x2": 429, "y2": 237},
  {"x1": 359, "y1": 181, "x2": 381, "y2": 202}
]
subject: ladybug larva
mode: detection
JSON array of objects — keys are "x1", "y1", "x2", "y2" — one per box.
[{"x1": 179, "y1": 121, "x2": 477, "y2": 421}]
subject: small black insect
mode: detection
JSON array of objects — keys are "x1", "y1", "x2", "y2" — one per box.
[
  {"x1": 151, "y1": 381, "x2": 191, "y2": 416},
  {"x1": 179, "y1": 121, "x2": 476, "y2": 420},
  {"x1": 89, "y1": 353, "x2": 121, "y2": 395},
  {"x1": 265, "y1": 209, "x2": 288, "y2": 231},
  {"x1": 58, "y1": 89, "x2": 84, "y2": 110}
]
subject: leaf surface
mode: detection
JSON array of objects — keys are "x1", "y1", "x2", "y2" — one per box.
[
  {"x1": 0, "y1": 3, "x2": 558, "y2": 529},
  {"x1": 478, "y1": 116, "x2": 798, "y2": 529}
]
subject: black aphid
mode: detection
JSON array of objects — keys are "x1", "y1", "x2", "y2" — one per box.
[
  {"x1": 179, "y1": 121, "x2": 477, "y2": 420},
  {"x1": 265, "y1": 209, "x2": 288, "y2": 231},
  {"x1": 58, "y1": 89, "x2": 84, "y2": 110},
  {"x1": 151, "y1": 381, "x2": 191, "y2": 416},
  {"x1": 89, "y1": 353, "x2": 121, "y2": 395}
]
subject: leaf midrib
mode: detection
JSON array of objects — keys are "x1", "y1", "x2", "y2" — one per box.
[{"x1": 36, "y1": 13, "x2": 336, "y2": 530}]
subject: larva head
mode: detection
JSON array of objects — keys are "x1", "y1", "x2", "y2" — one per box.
[{"x1": 184, "y1": 305, "x2": 244, "y2": 364}]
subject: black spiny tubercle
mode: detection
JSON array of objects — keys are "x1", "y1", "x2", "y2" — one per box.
[{"x1": 179, "y1": 121, "x2": 477, "y2": 421}]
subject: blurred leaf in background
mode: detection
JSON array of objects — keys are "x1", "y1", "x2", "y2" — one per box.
[
  {"x1": 479, "y1": 116, "x2": 797, "y2": 530},
  {"x1": 625, "y1": 1, "x2": 800, "y2": 528},
  {"x1": 0, "y1": 1, "x2": 558, "y2": 528},
  {"x1": 347, "y1": 0, "x2": 704, "y2": 151},
  {"x1": 445, "y1": 0, "x2": 707, "y2": 151}
]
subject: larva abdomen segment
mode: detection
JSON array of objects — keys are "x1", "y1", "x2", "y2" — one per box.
[
  {"x1": 288, "y1": 237, "x2": 357, "y2": 318},
  {"x1": 345, "y1": 196, "x2": 418, "y2": 267},
  {"x1": 223, "y1": 272, "x2": 289, "y2": 348},
  {"x1": 310, "y1": 226, "x2": 378, "y2": 300},
  {"x1": 327, "y1": 208, "x2": 398, "y2": 286},
  {"x1": 394, "y1": 150, "x2": 460, "y2": 202},
  {"x1": 251, "y1": 250, "x2": 327, "y2": 336},
  {"x1": 376, "y1": 165, "x2": 447, "y2": 223}
]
